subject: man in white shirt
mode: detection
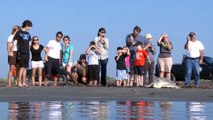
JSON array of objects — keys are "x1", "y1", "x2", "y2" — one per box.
[
  {"x1": 184, "y1": 32, "x2": 204, "y2": 87},
  {"x1": 44, "y1": 31, "x2": 63, "y2": 86}
]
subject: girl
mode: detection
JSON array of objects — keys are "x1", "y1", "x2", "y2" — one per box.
[
  {"x1": 30, "y1": 36, "x2": 46, "y2": 86},
  {"x1": 62, "y1": 35, "x2": 74, "y2": 83},
  {"x1": 123, "y1": 46, "x2": 131, "y2": 86}
]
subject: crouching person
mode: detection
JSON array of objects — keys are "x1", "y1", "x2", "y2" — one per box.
[
  {"x1": 44, "y1": 31, "x2": 63, "y2": 86},
  {"x1": 71, "y1": 54, "x2": 88, "y2": 85}
]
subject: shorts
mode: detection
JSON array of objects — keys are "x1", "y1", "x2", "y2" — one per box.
[
  {"x1": 32, "y1": 60, "x2": 44, "y2": 68},
  {"x1": 62, "y1": 62, "x2": 73, "y2": 67},
  {"x1": 116, "y1": 70, "x2": 127, "y2": 80},
  {"x1": 88, "y1": 65, "x2": 99, "y2": 81},
  {"x1": 158, "y1": 57, "x2": 173, "y2": 72},
  {"x1": 134, "y1": 66, "x2": 144, "y2": 76},
  {"x1": 19, "y1": 53, "x2": 29, "y2": 68},
  {"x1": 45, "y1": 57, "x2": 60, "y2": 77},
  {"x1": 126, "y1": 67, "x2": 130, "y2": 73},
  {"x1": 8, "y1": 51, "x2": 17, "y2": 65}
]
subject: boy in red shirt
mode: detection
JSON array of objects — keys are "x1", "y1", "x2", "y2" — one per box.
[{"x1": 134, "y1": 42, "x2": 151, "y2": 87}]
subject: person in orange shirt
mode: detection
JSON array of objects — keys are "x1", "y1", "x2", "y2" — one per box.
[{"x1": 134, "y1": 41, "x2": 151, "y2": 87}]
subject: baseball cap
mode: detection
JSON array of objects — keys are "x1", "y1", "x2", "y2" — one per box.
[{"x1": 146, "y1": 33, "x2": 153, "y2": 39}]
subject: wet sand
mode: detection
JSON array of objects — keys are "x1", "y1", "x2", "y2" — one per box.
[{"x1": 0, "y1": 86, "x2": 213, "y2": 102}]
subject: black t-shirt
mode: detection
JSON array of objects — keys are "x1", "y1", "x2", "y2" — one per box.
[
  {"x1": 30, "y1": 44, "x2": 44, "y2": 61},
  {"x1": 115, "y1": 55, "x2": 126, "y2": 70},
  {"x1": 14, "y1": 30, "x2": 31, "y2": 54}
]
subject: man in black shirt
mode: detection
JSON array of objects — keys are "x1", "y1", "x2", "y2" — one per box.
[{"x1": 11, "y1": 20, "x2": 32, "y2": 87}]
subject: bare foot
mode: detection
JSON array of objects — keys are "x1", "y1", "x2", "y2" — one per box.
[
  {"x1": 23, "y1": 83, "x2": 29, "y2": 87},
  {"x1": 17, "y1": 84, "x2": 23, "y2": 87},
  {"x1": 6, "y1": 84, "x2": 11, "y2": 87}
]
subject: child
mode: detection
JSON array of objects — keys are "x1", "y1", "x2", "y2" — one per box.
[
  {"x1": 134, "y1": 42, "x2": 151, "y2": 87},
  {"x1": 86, "y1": 41, "x2": 101, "y2": 86},
  {"x1": 115, "y1": 47, "x2": 127, "y2": 87},
  {"x1": 123, "y1": 46, "x2": 131, "y2": 86}
]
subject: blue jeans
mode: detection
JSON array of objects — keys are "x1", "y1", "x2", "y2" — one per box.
[
  {"x1": 184, "y1": 58, "x2": 200, "y2": 86},
  {"x1": 99, "y1": 58, "x2": 108, "y2": 86}
]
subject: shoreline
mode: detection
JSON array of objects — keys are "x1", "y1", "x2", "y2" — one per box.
[{"x1": 0, "y1": 86, "x2": 213, "y2": 102}]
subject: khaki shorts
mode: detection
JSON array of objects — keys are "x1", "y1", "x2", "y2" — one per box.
[{"x1": 158, "y1": 57, "x2": 173, "y2": 72}]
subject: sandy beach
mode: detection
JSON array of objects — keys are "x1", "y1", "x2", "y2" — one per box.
[{"x1": 0, "y1": 86, "x2": 213, "y2": 102}]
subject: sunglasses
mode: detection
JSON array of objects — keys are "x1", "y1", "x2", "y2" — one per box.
[
  {"x1": 57, "y1": 35, "x2": 62, "y2": 38},
  {"x1": 33, "y1": 38, "x2": 38, "y2": 41},
  {"x1": 101, "y1": 31, "x2": 106, "y2": 33}
]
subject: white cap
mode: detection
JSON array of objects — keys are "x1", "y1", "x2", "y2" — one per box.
[{"x1": 146, "y1": 33, "x2": 153, "y2": 39}]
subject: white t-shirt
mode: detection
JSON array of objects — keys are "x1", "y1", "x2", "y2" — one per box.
[
  {"x1": 94, "y1": 36, "x2": 109, "y2": 60},
  {"x1": 47, "y1": 40, "x2": 61, "y2": 59},
  {"x1": 186, "y1": 40, "x2": 204, "y2": 58},
  {"x1": 7, "y1": 35, "x2": 18, "y2": 51},
  {"x1": 87, "y1": 50, "x2": 99, "y2": 65}
]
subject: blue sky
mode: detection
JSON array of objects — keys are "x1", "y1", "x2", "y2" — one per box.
[{"x1": 0, "y1": 0, "x2": 212, "y2": 78}]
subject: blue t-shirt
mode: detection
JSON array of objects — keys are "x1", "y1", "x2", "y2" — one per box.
[{"x1": 62, "y1": 44, "x2": 74, "y2": 64}]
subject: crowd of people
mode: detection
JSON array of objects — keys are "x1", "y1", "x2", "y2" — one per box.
[{"x1": 6, "y1": 20, "x2": 205, "y2": 88}]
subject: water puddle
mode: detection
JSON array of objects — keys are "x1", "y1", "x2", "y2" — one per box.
[{"x1": 0, "y1": 101, "x2": 213, "y2": 120}]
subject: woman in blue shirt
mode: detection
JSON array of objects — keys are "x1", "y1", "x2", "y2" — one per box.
[{"x1": 62, "y1": 35, "x2": 74, "y2": 81}]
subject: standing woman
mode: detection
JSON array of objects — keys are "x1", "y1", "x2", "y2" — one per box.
[
  {"x1": 62, "y1": 35, "x2": 74, "y2": 81},
  {"x1": 30, "y1": 36, "x2": 46, "y2": 86},
  {"x1": 7, "y1": 25, "x2": 21, "y2": 86},
  {"x1": 94, "y1": 27, "x2": 109, "y2": 86},
  {"x1": 157, "y1": 34, "x2": 173, "y2": 80}
]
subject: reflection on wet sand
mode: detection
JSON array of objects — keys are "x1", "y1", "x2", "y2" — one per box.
[{"x1": 2, "y1": 101, "x2": 213, "y2": 119}]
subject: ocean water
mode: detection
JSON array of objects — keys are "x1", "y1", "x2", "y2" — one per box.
[{"x1": 0, "y1": 101, "x2": 213, "y2": 120}]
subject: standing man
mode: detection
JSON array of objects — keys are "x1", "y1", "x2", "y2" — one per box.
[
  {"x1": 44, "y1": 31, "x2": 63, "y2": 86},
  {"x1": 184, "y1": 32, "x2": 204, "y2": 87},
  {"x1": 94, "y1": 27, "x2": 109, "y2": 86},
  {"x1": 125, "y1": 26, "x2": 151, "y2": 85},
  {"x1": 11, "y1": 20, "x2": 33, "y2": 87}
]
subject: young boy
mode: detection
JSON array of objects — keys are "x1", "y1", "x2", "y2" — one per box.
[
  {"x1": 86, "y1": 41, "x2": 101, "y2": 86},
  {"x1": 134, "y1": 42, "x2": 151, "y2": 87},
  {"x1": 115, "y1": 47, "x2": 127, "y2": 87}
]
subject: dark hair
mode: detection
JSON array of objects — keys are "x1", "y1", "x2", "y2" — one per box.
[
  {"x1": 79, "y1": 54, "x2": 86, "y2": 60},
  {"x1": 31, "y1": 36, "x2": 39, "y2": 45},
  {"x1": 56, "y1": 31, "x2": 63, "y2": 37},
  {"x1": 97, "y1": 27, "x2": 106, "y2": 36},
  {"x1": 133, "y1": 25, "x2": 141, "y2": 33},
  {"x1": 63, "y1": 35, "x2": 70, "y2": 41},
  {"x1": 90, "y1": 41, "x2": 96, "y2": 46},
  {"x1": 22, "y1": 20, "x2": 32, "y2": 28},
  {"x1": 135, "y1": 41, "x2": 143, "y2": 46},
  {"x1": 117, "y1": 47, "x2": 123, "y2": 51},
  {"x1": 189, "y1": 32, "x2": 196, "y2": 37}
]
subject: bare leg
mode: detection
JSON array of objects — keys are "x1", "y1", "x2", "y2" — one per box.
[
  {"x1": 18, "y1": 67, "x2": 24, "y2": 86},
  {"x1": 38, "y1": 67, "x2": 43, "y2": 86},
  {"x1": 140, "y1": 75, "x2": 144, "y2": 86},
  {"x1": 165, "y1": 72, "x2": 171, "y2": 80},
  {"x1": 7, "y1": 65, "x2": 16, "y2": 86},
  {"x1": 31, "y1": 68, "x2": 36, "y2": 86},
  {"x1": 116, "y1": 80, "x2": 120, "y2": 87},
  {"x1": 53, "y1": 76, "x2": 58, "y2": 86},
  {"x1": 123, "y1": 80, "x2": 126, "y2": 87},
  {"x1": 22, "y1": 68, "x2": 28, "y2": 86},
  {"x1": 159, "y1": 71, "x2": 164, "y2": 78},
  {"x1": 71, "y1": 72, "x2": 78, "y2": 85},
  {"x1": 94, "y1": 80, "x2": 97, "y2": 86},
  {"x1": 126, "y1": 73, "x2": 130, "y2": 86},
  {"x1": 81, "y1": 69, "x2": 87, "y2": 84}
]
